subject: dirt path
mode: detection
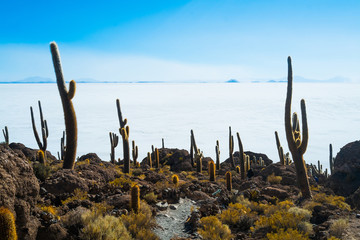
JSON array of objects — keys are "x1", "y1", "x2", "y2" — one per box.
[
  {"x1": 343, "y1": 212, "x2": 360, "y2": 240},
  {"x1": 154, "y1": 198, "x2": 196, "y2": 240}
]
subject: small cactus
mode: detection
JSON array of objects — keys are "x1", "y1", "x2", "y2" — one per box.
[
  {"x1": 190, "y1": 130, "x2": 198, "y2": 168},
  {"x1": 329, "y1": 143, "x2": 334, "y2": 175},
  {"x1": 0, "y1": 207, "x2": 17, "y2": 240},
  {"x1": 132, "y1": 140, "x2": 138, "y2": 166},
  {"x1": 155, "y1": 148, "x2": 160, "y2": 169},
  {"x1": 2, "y1": 126, "x2": 9, "y2": 146},
  {"x1": 147, "y1": 152, "x2": 152, "y2": 168},
  {"x1": 236, "y1": 166, "x2": 240, "y2": 174},
  {"x1": 130, "y1": 185, "x2": 140, "y2": 213},
  {"x1": 196, "y1": 150, "x2": 203, "y2": 173},
  {"x1": 162, "y1": 138, "x2": 165, "y2": 148},
  {"x1": 225, "y1": 171, "x2": 232, "y2": 191},
  {"x1": 172, "y1": 174, "x2": 179, "y2": 185},
  {"x1": 209, "y1": 160, "x2": 216, "y2": 182},
  {"x1": 37, "y1": 150, "x2": 46, "y2": 165},
  {"x1": 109, "y1": 132, "x2": 119, "y2": 164}
]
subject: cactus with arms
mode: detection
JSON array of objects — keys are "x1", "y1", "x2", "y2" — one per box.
[
  {"x1": 284, "y1": 56, "x2": 312, "y2": 199},
  {"x1": 30, "y1": 100, "x2": 49, "y2": 162},
  {"x1": 50, "y1": 42, "x2": 77, "y2": 169},
  {"x1": 132, "y1": 140, "x2": 138, "y2": 166},
  {"x1": 2, "y1": 126, "x2": 9, "y2": 146},
  {"x1": 109, "y1": 132, "x2": 119, "y2": 164}
]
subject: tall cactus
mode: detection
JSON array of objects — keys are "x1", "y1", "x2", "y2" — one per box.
[
  {"x1": 225, "y1": 171, "x2": 232, "y2": 191},
  {"x1": 215, "y1": 140, "x2": 220, "y2": 170},
  {"x1": 190, "y1": 130, "x2": 198, "y2": 168},
  {"x1": 120, "y1": 126, "x2": 130, "y2": 173},
  {"x1": 2, "y1": 126, "x2": 9, "y2": 146},
  {"x1": 209, "y1": 160, "x2": 216, "y2": 182},
  {"x1": 147, "y1": 152, "x2": 152, "y2": 168},
  {"x1": 229, "y1": 127, "x2": 235, "y2": 169},
  {"x1": 50, "y1": 42, "x2": 77, "y2": 169},
  {"x1": 329, "y1": 143, "x2": 334, "y2": 175},
  {"x1": 116, "y1": 99, "x2": 127, "y2": 129},
  {"x1": 284, "y1": 56, "x2": 312, "y2": 199},
  {"x1": 132, "y1": 140, "x2": 138, "y2": 166},
  {"x1": 109, "y1": 132, "x2": 119, "y2": 164},
  {"x1": 236, "y1": 132, "x2": 246, "y2": 180},
  {"x1": 275, "y1": 131, "x2": 286, "y2": 165},
  {"x1": 162, "y1": 138, "x2": 165, "y2": 148},
  {"x1": 196, "y1": 150, "x2": 203, "y2": 173},
  {"x1": 0, "y1": 207, "x2": 17, "y2": 240},
  {"x1": 30, "y1": 100, "x2": 49, "y2": 162}
]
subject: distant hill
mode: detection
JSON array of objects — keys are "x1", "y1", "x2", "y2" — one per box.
[{"x1": 226, "y1": 79, "x2": 239, "y2": 83}]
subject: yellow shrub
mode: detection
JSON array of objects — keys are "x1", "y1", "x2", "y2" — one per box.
[
  {"x1": 121, "y1": 201, "x2": 157, "y2": 239},
  {"x1": 76, "y1": 158, "x2": 90, "y2": 166},
  {"x1": 62, "y1": 188, "x2": 88, "y2": 205},
  {"x1": 81, "y1": 209, "x2": 132, "y2": 240},
  {"x1": 199, "y1": 216, "x2": 232, "y2": 240},
  {"x1": 312, "y1": 193, "x2": 351, "y2": 211},
  {"x1": 218, "y1": 203, "x2": 251, "y2": 226},
  {"x1": 236, "y1": 195, "x2": 267, "y2": 214},
  {"x1": 267, "y1": 228, "x2": 309, "y2": 240},
  {"x1": 267, "y1": 173, "x2": 282, "y2": 184},
  {"x1": 143, "y1": 192, "x2": 157, "y2": 204},
  {"x1": 329, "y1": 218, "x2": 348, "y2": 239},
  {"x1": 40, "y1": 205, "x2": 60, "y2": 220},
  {"x1": 109, "y1": 176, "x2": 135, "y2": 190}
]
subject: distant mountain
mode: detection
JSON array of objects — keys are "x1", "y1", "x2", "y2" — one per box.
[
  {"x1": 267, "y1": 76, "x2": 351, "y2": 83},
  {"x1": 0, "y1": 76, "x2": 55, "y2": 84},
  {"x1": 226, "y1": 79, "x2": 239, "y2": 83}
]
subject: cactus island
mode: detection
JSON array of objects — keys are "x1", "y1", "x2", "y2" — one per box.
[{"x1": 0, "y1": 42, "x2": 359, "y2": 240}]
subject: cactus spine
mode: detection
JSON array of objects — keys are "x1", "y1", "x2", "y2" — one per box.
[
  {"x1": 284, "y1": 56, "x2": 312, "y2": 199},
  {"x1": 30, "y1": 100, "x2": 49, "y2": 163},
  {"x1": 215, "y1": 140, "x2": 220, "y2": 170},
  {"x1": 329, "y1": 143, "x2": 334, "y2": 175},
  {"x1": 229, "y1": 127, "x2": 235, "y2": 169},
  {"x1": 109, "y1": 132, "x2": 119, "y2": 164},
  {"x1": 155, "y1": 148, "x2": 160, "y2": 169},
  {"x1": 120, "y1": 126, "x2": 130, "y2": 173},
  {"x1": 0, "y1": 207, "x2": 17, "y2": 240},
  {"x1": 209, "y1": 160, "x2": 216, "y2": 181},
  {"x1": 130, "y1": 185, "x2": 140, "y2": 213},
  {"x1": 132, "y1": 140, "x2": 138, "y2": 167},
  {"x1": 225, "y1": 171, "x2": 232, "y2": 191},
  {"x1": 236, "y1": 132, "x2": 246, "y2": 180},
  {"x1": 50, "y1": 42, "x2": 77, "y2": 170},
  {"x1": 147, "y1": 152, "x2": 152, "y2": 168},
  {"x1": 2, "y1": 126, "x2": 9, "y2": 146},
  {"x1": 172, "y1": 174, "x2": 179, "y2": 185}
]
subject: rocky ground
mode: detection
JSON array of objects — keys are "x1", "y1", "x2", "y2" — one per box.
[{"x1": 0, "y1": 141, "x2": 360, "y2": 240}]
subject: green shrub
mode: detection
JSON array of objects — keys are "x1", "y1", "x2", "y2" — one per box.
[{"x1": 33, "y1": 162, "x2": 51, "y2": 181}]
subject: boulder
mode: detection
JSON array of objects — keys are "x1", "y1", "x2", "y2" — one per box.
[
  {"x1": 0, "y1": 143, "x2": 40, "y2": 240},
  {"x1": 327, "y1": 141, "x2": 360, "y2": 197}
]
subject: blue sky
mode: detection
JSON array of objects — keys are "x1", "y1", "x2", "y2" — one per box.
[{"x1": 0, "y1": 0, "x2": 359, "y2": 82}]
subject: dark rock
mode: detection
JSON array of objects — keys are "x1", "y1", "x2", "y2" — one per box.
[
  {"x1": 0, "y1": 144, "x2": 40, "y2": 240},
  {"x1": 188, "y1": 191, "x2": 212, "y2": 201},
  {"x1": 261, "y1": 186, "x2": 289, "y2": 200},
  {"x1": 78, "y1": 153, "x2": 102, "y2": 163},
  {"x1": 348, "y1": 186, "x2": 360, "y2": 209},
  {"x1": 161, "y1": 188, "x2": 180, "y2": 204},
  {"x1": 259, "y1": 162, "x2": 298, "y2": 186},
  {"x1": 198, "y1": 199, "x2": 220, "y2": 217},
  {"x1": 106, "y1": 194, "x2": 130, "y2": 210},
  {"x1": 311, "y1": 205, "x2": 332, "y2": 224},
  {"x1": 327, "y1": 141, "x2": 360, "y2": 197},
  {"x1": 156, "y1": 202, "x2": 169, "y2": 211},
  {"x1": 36, "y1": 223, "x2": 68, "y2": 240},
  {"x1": 170, "y1": 205, "x2": 177, "y2": 210}
]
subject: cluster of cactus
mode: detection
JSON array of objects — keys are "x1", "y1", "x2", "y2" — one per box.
[
  {"x1": 130, "y1": 185, "x2": 140, "y2": 213},
  {"x1": 30, "y1": 100, "x2": 49, "y2": 164},
  {"x1": 190, "y1": 130, "x2": 203, "y2": 172},
  {"x1": 275, "y1": 131, "x2": 292, "y2": 165},
  {"x1": 310, "y1": 160, "x2": 329, "y2": 178},
  {"x1": 284, "y1": 57, "x2": 312, "y2": 199},
  {"x1": 0, "y1": 207, "x2": 17, "y2": 240},
  {"x1": 243, "y1": 154, "x2": 251, "y2": 171},
  {"x1": 109, "y1": 132, "x2": 119, "y2": 164},
  {"x1": 50, "y1": 42, "x2": 77, "y2": 169},
  {"x1": 132, "y1": 140, "x2": 138, "y2": 167},
  {"x1": 2, "y1": 126, "x2": 9, "y2": 146}
]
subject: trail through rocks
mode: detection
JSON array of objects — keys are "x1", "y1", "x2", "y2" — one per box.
[{"x1": 154, "y1": 198, "x2": 196, "y2": 240}]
